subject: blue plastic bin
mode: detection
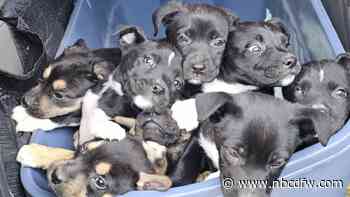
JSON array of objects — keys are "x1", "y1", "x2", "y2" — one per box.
[{"x1": 21, "y1": 0, "x2": 349, "y2": 197}]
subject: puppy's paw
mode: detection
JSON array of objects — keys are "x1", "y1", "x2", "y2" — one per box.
[
  {"x1": 17, "y1": 144, "x2": 74, "y2": 169},
  {"x1": 12, "y1": 106, "x2": 61, "y2": 132},
  {"x1": 142, "y1": 141, "x2": 168, "y2": 175},
  {"x1": 171, "y1": 99, "x2": 198, "y2": 131},
  {"x1": 92, "y1": 120, "x2": 126, "y2": 141}
]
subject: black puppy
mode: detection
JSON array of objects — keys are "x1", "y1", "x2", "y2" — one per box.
[
  {"x1": 79, "y1": 26, "x2": 184, "y2": 143},
  {"x1": 18, "y1": 137, "x2": 172, "y2": 197},
  {"x1": 194, "y1": 92, "x2": 341, "y2": 197},
  {"x1": 11, "y1": 39, "x2": 120, "y2": 132},
  {"x1": 283, "y1": 53, "x2": 350, "y2": 146},
  {"x1": 203, "y1": 19, "x2": 301, "y2": 94},
  {"x1": 153, "y1": 0, "x2": 239, "y2": 85},
  {"x1": 170, "y1": 19, "x2": 301, "y2": 132}
]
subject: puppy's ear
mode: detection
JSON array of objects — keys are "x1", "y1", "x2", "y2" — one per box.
[
  {"x1": 152, "y1": 0, "x2": 186, "y2": 36},
  {"x1": 216, "y1": 7, "x2": 240, "y2": 31},
  {"x1": 63, "y1": 39, "x2": 89, "y2": 55},
  {"x1": 267, "y1": 18, "x2": 290, "y2": 37},
  {"x1": 291, "y1": 108, "x2": 341, "y2": 146},
  {"x1": 136, "y1": 172, "x2": 172, "y2": 191},
  {"x1": 336, "y1": 53, "x2": 350, "y2": 71},
  {"x1": 117, "y1": 26, "x2": 147, "y2": 48},
  {"x1": 196, "y1": 92, "x2": 241, "y2": 122},
  {"x1": 89, "y1": 48, "x2": 121, "y2": 80}
]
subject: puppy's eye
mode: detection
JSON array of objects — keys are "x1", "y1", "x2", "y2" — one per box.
[
  {"x1": 93, "y1": 176, "x2": 107, "y2": 190},
  {"x1": 333, "y1": 87, "x2": 348, "y2": 98},
  {"x1": 177, "y1": 33, "x2": 191, "y2": 46},
  {"x1": 53, "y1": 92, "x2": 64, "y2": 100},
  {"x1": 143, "y1": 55, "x2": 155, "y2": 67},
  {"x1": 247, "y1": 44, "x2": 263, "y2": 54},
  {"x1": 212, "y1": 38, "x2": 226, "y2": 47},
  {"x1": 268, "y1": 158, "x2": 286, "y2": 170},
  {"x1": 174, "y1": 79, "x2": 183, "y2": 89}
]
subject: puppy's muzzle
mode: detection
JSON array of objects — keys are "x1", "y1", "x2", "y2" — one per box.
[{"x1": 312, "y1": 103, "x2": 331, "y2": 114}]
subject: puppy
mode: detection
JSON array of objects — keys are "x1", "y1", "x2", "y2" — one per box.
[
  {"x1": 170, "y1": 19, "x2": 301, "y2": 132},
  {"x1": 194, "y1": 92, "x2": 341, "y2": 197},
  {"x1": 115, "y1": 110, "x2": 191, "y2": 173},
  {"x1": 283, "y1": 53, "x2": 350, "y2": 147},
  {"x1": 17, "y1": 138, "x2": 172, "y2": 197},
  {"x1": 78, "y1": 26, "x2": 185, "y2": 144},
  {"x1": 11, "y1": 39, "x2": 120, "y2": 132},
  {"x1": 153, "y1": 0, "x2": 239, "y2": 85},
  {"x1": 204, "y1": 19, "x2": 301, "y2": 94}
]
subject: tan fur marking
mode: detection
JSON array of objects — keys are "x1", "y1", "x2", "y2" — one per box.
[
  {"x1": 102, "y1": 193, "x2": 113, "y2": 197},
  {"x1": 95, "y1": 162, "x2": 112, "y2": 175},
  {"x1": 16, "y1": 144, "x2": 74, "y2": 170},
  {"x1": 53, "y1": 79, "x2": 67, "y2": 90}
]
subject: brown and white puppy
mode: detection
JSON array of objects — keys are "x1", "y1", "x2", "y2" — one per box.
[
  {"x1": 11, "y1": 39, "x2": 120, "y2": 132},
  {"x1": 17, "y1": 138, "x2": 172, "y2": 197}
]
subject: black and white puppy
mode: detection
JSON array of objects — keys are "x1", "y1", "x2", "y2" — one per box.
[
  {"x1": 78, "y1": 26, "x2": 184, "y2": 143},
  {"x1": 170, "y1": 19, "x2": 301, "y2": 132},
  {"x1": 153, "y1": 0, "x2": 239, "y2": 86},
  {"x1": 11, "y1": 39, "x2": 120, "y2": 132},
  {"x1": 283, "y1": 53, "x2": 350, "y2": 146},
  {"x1": 203, "y1": 19, "x2": 301, "y2": 94},
  {"x1": 195, "y1": 92, "x2": 341, "y2": 197}
]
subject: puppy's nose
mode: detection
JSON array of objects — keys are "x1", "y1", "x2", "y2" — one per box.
[
  {"x1": 192, "y1": 64, "x2": 206, "y2": 72},
  {"x1": 283, "y1": 56, "x2": 297, "y2": 68},
  {"x1": 312, "y1": 103, "x2": 330, "y2": 114},
  {"x1": 152, "y1": 84, "x2": 165, "y2": 95},
  {"x1": 21, "y1": 97, "x2": 29, "y2": 108},
  {"x1": 51, "y1": 169, "x2": 62, "y2": 185}
]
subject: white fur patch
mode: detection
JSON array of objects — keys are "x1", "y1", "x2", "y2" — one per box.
[
  {"x1": 188, "y1": 79, "x2": 202, "y2": 85},
  {"x1": 265, "y1": 8, "x2": 273, "y2": 21},
  {"x1": 168, "y1": 52, "x2": 175, "y2": 66},
  {"x1": 205, "y1": 171, "x2": 221, "y2": 181},
  {"x1": 121, "y1": 33, "x2": 136, "y2": 45},
  {"x1": 102, "y1": 75, "x2": 123, "y2": 96},
  {"x1": 171, "y1": 99, "x2": 199, "y2": 131},
  {"x1": 320, "y1": 69, "x2": 324, "y2": 82},
  {"x1": 79, "y1": 90, "x2": 126, "y2": 141},
  {"x1": 203, "y1": 79, "x2": 258, "y2": 94},
  {"x1": 280, "y1": 75, "x2": 296, "y2": 86},
  {"x1": 133, "y1": 95, "x2": 153, "y2": 109},
  {"x1": 274, "y1": 87, "x2": 284, "y2": 99},
  {"x1": 11, "y1": 106, "x2": 62, "y2": 132},
  {"x1": 199, "y1": 133, "x2": 219, "y2": 169},
  {"x1": 142, "y1": 141, "x2": 167, "y2": 164}
]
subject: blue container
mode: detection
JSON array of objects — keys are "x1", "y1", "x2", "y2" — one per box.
[{"x1": 21, "y1": 0, "x2": 349, "y2": 196}]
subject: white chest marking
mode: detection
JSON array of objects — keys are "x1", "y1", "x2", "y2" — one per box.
[
  {"x1": 168, "y1": 52, "x2": 175, "y2": 66},
  {"x1": 203, "y1": 79, "x2": 258, "y2": 94},
  {"x1": 171, "y1": 98, "x2": 199, "y2": 131},
  {"x1": 320, "y1": 69, "x2": 324, "y2": 82},
  {"x1": 79, "y1": 90, "x2": 126, "y2": 142},
  {"x1": 199, "y1": 133, "x2": 219, "y2": 169}
]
